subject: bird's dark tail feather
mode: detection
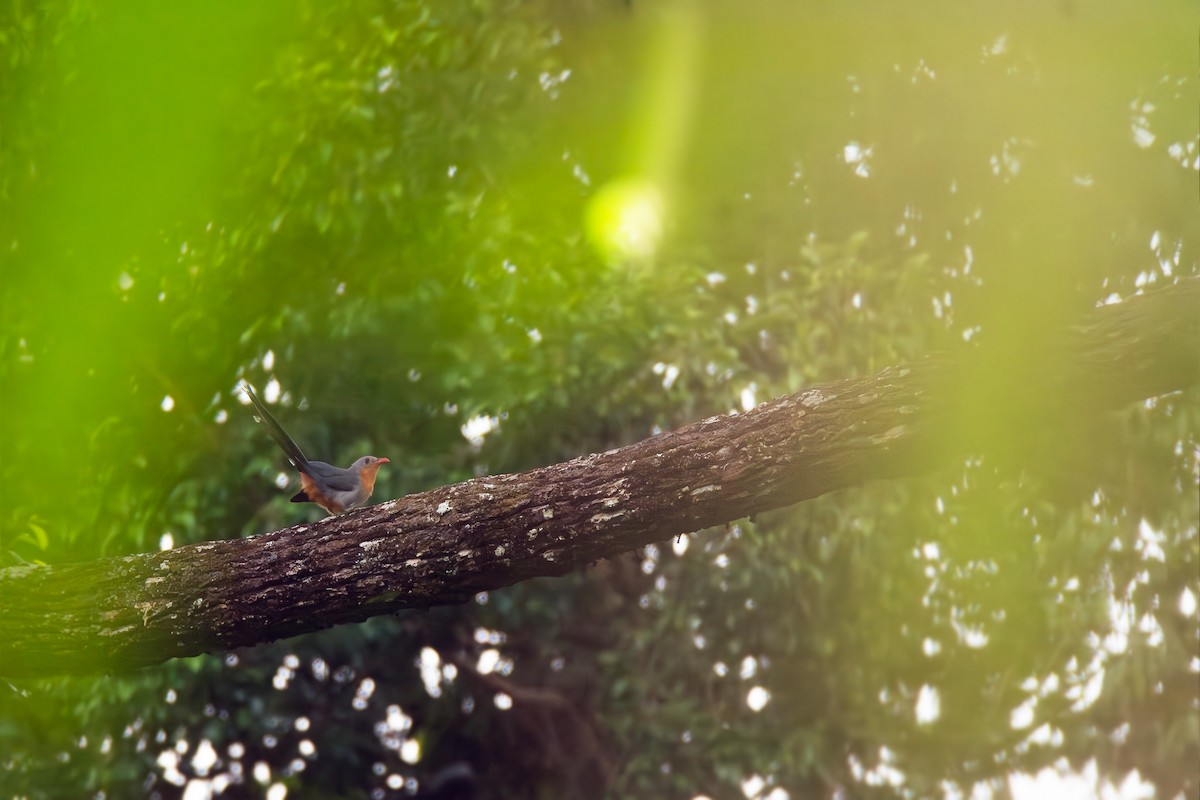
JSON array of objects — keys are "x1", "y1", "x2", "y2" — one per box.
[
  {"x1": 290, "y1": 490, "x2": 310, "y2": 503},
  {"x1": 242, "y1": 383, "x2": 312, "y2": 471}
]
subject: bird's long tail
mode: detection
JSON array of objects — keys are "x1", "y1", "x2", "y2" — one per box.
[{"x1": 242, "y1": 383, "x2": 311, "y2": 471}]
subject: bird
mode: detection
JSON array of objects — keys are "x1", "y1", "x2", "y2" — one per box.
[{"x1": 242, "y1": 383, "x2": 389, "y2": 515}]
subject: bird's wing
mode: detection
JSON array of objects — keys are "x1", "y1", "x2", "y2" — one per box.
[
  {"x1": 304, "y1": 460, "x2": 362, "y2": 493},
  {"x1": 242, "y1": 384, "x2": 311, "y2": 471}
]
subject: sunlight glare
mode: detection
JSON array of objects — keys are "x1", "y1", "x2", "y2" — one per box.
[{"x1": 586, "y1": 179, "x2": 663, "y2": 262}]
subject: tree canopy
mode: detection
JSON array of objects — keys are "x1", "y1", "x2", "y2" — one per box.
[{"x1": 1, "y1": 1, "x2": 1196, "y2": 799}]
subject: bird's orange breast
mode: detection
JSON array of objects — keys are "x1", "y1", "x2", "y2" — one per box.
[{"x1": 359, "y1": 462, "x2": 383, "y2": 496}]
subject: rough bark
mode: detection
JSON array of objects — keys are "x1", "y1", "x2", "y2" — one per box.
[{"x1": 2, "y1": 278, "x2": 1196, "y2": 678}]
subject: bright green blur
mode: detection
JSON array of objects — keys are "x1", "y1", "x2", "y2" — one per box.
[
  {"x1": 3, "y1": 1, "x2": 295, "y2": 559},
  {"x1": 586, "y1": 177, "x2": 664, "y2": 262},
  {"x1": 585, "y1": 5, "x2": 700, "y2": 263}
]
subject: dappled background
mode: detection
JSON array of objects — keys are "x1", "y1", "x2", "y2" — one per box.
[{"x1": 1, "y1": 1, "x2": 1196, "y2": 798}]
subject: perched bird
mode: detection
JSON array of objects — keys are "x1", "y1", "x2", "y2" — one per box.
[{"x1": 242, "y1": 383, "x2": 389, "y2": 515}]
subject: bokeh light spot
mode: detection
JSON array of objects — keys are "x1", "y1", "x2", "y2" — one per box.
[{"x1": 586, "y1": 179, "x2": 663, "y2": 262}]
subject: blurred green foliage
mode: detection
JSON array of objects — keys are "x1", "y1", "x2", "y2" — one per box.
[{"x1": 1, "y1": 0, "x2": 1196, "y2": 798}]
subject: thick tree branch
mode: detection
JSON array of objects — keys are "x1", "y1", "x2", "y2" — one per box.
[{"x1": 2, "y1": 278, "x2": 1196, "y2": 678}]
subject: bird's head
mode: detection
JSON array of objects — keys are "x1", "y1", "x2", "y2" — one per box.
[
  {"x1": 352, "y1": 456, "x2": 389, "y2": 494},
  {"x1": 351, "y1": 455, "x2": 390, "y2": 472}
]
